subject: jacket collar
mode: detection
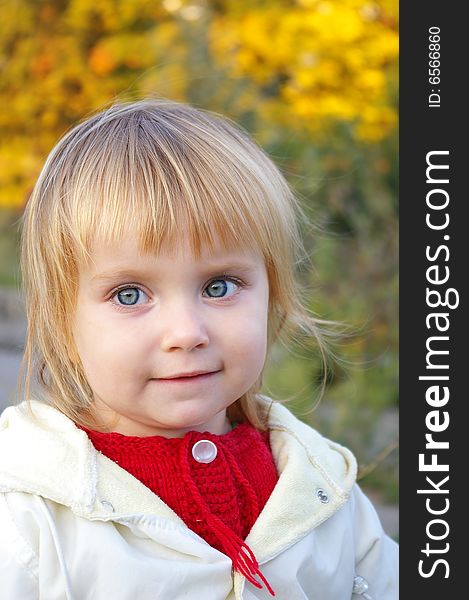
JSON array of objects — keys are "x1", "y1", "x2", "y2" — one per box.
[
  {"x1": 0, "y1": 398, "x2": 357, "y2": 555},
  {"x1": 0, "y1": 400, "x2": 181, "y2": 521},
  {"x1": 246, "y1": 397, "x2": 357, "y2": 562}
]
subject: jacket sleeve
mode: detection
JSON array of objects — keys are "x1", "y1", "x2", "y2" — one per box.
[
  {"x1": 350, "y1": 484, "x2": 399, "y2": 600},
  {"x1": 0, "y1": 493, "x2": 39, "y2": 599}
]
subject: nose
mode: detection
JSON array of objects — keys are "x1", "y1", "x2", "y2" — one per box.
[{"x1": 159, "y1": 300, "x2": 210, "y2": 352}]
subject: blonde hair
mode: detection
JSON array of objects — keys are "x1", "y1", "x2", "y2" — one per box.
[{"x1": 20, "y1": 99, "x2": 329, "y2": 430}]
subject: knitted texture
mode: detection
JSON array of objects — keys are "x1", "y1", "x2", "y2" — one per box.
[{"x1": 79, "y1": 422, "x2": 278, "y2": 594}]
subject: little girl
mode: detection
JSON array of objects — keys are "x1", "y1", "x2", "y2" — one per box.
[{"x1": 0, "y1": 100, "x2": 398, "y2": 599}]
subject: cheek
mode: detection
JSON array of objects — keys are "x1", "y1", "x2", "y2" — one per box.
[
  {"x1": 226, "y1": 307, "x2": 269, "y2": 367},
  {"x1": 72, "y1": 312, "x2": 125, "y2": 381},
  {"x1": 73, "y1": 329, "x2": 106, "y2": 385},
  {"x1": 75, "y1": 334, "x2": 140, "y2": 402}
]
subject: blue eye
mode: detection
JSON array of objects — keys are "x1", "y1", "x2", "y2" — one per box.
[
  {"x1": 115, "y1": 287, "x2": 146, "y2": 306},
  {"x1": 204, "y1": 279, "x2": 239, "y2": 298}
]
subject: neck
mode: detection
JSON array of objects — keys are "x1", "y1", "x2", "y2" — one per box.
[{"x1": 85, "y1": 404, "x2": 232, "y2": 438}]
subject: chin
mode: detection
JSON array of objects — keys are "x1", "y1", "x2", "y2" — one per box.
[
  {"x1": 165, "y1": 414, "x2": 210, "y2": 432},
  {"x1": 163, "y1": 406, "x2": 220, "y2": 433}
]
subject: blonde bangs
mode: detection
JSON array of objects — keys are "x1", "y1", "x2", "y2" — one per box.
[{"x1": 59, "y1": 101, "x2": 294, "y2": 268}]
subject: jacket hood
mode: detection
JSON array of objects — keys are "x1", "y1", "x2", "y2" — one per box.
[
  {"x1": 0, "y1": 400, "x2": 182, "y2": 522},
  {"x1": 0, "y1": 398, "x2": 357, "y2": 562}
]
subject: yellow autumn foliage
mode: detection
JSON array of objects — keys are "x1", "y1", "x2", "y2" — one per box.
[
  {"x1": 210, "y1": 0, "x2": 398, "y2": 141},
  {"x1": 0, "y1": 0, "x2": 398, "y2": 208}
]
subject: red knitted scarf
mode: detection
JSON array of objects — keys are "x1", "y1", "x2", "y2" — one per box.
[{"x1": 79, "y1": 422, "x2": 278, "y2": 595}]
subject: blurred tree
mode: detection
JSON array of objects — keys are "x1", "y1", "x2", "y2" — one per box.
[
  {"x1": 0, "y1": 0, "x2": 397, "y2": 208},
  {"x1": 209, "y1": 0, "x2": 398, "y2": 142}
]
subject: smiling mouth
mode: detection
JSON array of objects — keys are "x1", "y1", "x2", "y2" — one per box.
[{"x1": 155, "y1": 370, "x2": 220, "y2": 383}]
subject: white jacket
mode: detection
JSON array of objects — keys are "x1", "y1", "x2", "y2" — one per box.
[{"x1": 0, "y1": 398, "x2": 398, "y2": 599}]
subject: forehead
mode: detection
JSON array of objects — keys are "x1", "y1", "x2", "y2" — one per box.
[{"x1": 80, "y1": 231, "x2": 265, "y2": 279}]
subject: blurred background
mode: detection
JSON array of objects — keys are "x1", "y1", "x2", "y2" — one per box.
[{"x1": 0, "y1": 0, "x2": 398, "y2": 537}]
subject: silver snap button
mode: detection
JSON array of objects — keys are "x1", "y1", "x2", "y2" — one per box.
[
  {"x1": 316, "y1": 489, "x2": 329, "y2": 503},
  {"x1": 353, "y1": 575, "x2": 371, "y2": 598},
  {"x1": 101, "y1": 500, "x2": 115, "y2": 512},
  {"x1": 192, "y1": 439, "x2": 217, "y2": 463}
]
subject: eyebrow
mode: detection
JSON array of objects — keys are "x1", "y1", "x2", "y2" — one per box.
[
  {"x1": 90, "y1": 262, "x2": 260, "y2": 284},
  {"x1": 91, "y1": 270, "x2": 147, "y2": 284}
]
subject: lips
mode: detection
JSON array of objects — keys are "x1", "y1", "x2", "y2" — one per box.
[{"x1": 157, "y1": 370, "x2": 219, "y2": 380}]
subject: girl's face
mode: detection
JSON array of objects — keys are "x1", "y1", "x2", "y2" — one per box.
[{"x1": 72, "y1": 234, "x2": 269, "y2": 437}]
